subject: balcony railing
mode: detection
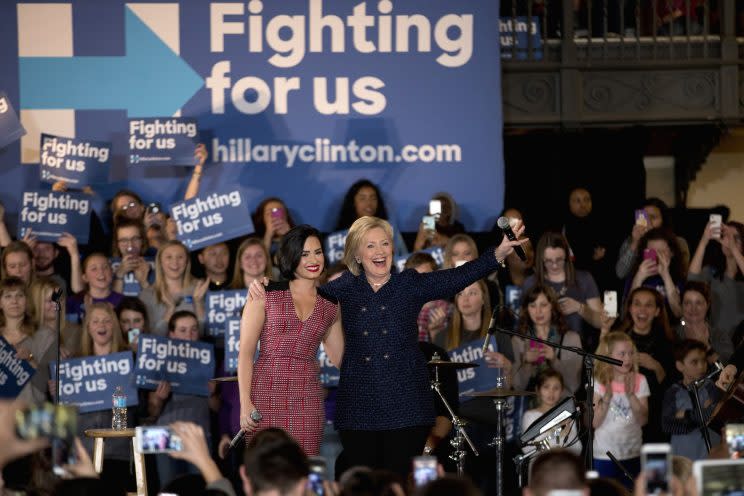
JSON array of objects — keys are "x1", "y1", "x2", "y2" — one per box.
[{"x1": 500, "y1": 0, "x2": 742, "y2": 126}]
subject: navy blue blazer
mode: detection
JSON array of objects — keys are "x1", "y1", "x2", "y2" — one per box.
[{"x1": 322, "y1": 248, "x2": 500, "y2": 430}]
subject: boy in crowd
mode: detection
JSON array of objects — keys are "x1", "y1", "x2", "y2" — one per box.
[{"x1": 662, "y1": 339, "x2": 721, "y2": 460}]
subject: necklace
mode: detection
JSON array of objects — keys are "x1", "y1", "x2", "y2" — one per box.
[{"x1": 371, "y1": 274, "x2": 391, "y2": 287}]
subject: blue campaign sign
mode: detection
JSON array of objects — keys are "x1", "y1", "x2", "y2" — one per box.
[
  {"x1": 451, "y1": 338, "x2": 526, "y2": 441},
  {"x1": 50, "y1": 352, "x2": 138, "y2": 413},
  {"x1": 499, "y1": 17, "x2": 543, "y2": 60},
  {"x1": 225, "y1": 317, "x2": 241, "y2": 373},
  {"x1": 128, "y1": 117, "x2": 199, "y2": 166},
  {"x1": 170, "y1": 187, "x2": 255, "y2": 251},
  {"x1": 18, "y1": 191, "x2": 91, "y2": 243},
  {"x1": 0, "y1": 336, "x2": 34, "y2": 398},
  {"x1": 324, "y1": 229, "x2": 349, "y2": 265},
  {"x1": 206, "y1": 289, "x2": 247, "y2": 337},
  {"x1": 0, "y1": 0, "x2": 503, "y2": 236},
  {"x1": 110, "y1": 256, "x2": 155, "y2": 296},
  {"x1": 0, "y1": 91, "x2": 25, "y2": 149},
  {"x1": 135, "y1": 335, "x2": 214, "y2": 397},
  {"x1": 505, "y1": 285, "x2": 523, "y2": 316},
  {"x1": 318, "y1": 343, "x2": 339, "y2": 387},
  {"x1": 39, "y1": 133, "x2": 110, "y2": 186}
]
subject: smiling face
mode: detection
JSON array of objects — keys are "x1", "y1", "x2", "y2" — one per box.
[
  {"x1": 87, "y1": 307, "x2": 114, "y2": 350},
  {"x1": 0, "y1": 287, "x2": 26, "y2": 320},
  {"x1": 682, "y1": 290, "x2": 708, "y2": 325},
  {"x1": 527, "y1": 292, "x2": 552, "y2": 328},
  {"x1": 294, "y1": 236, "x2": 324, "y2": 280},
  {"x1": 354, "y1": 186, "x2": 379, "y2": 218},
  {"x1": 629, "y1": 290, "x2": 660, "y2": 334},
  {"x1": 5, "y1": 252, "x2": 32, "y2": 284},
  {"x1": 169, "y1": 315, "x2": 199, "y2": 341},
  {"x1": 610, "y1": 340, "x2": 635, "y2": 375},
  {"x1": 240, "y1": 244, "x2": 268, "y2": 280},
  {"x1": 83, "y1": 255, "x2": 113, "y2": 292},
  {"x1": 160, "y1": 244, "x2": 188, "y2": 281},
  {"x1": 537, "y1": 376, "x2": 562, "y2": 409},
  {"x1": 456, "y1": 282, "x2": 484, "y2": 317},
  {"x1": 357, "y1": 227, "x2": 393, "y2": 280}
]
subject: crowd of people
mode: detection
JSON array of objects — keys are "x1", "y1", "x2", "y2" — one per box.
[{"x1": 0, "y1": 162, "x2": 743, "y2": 495}]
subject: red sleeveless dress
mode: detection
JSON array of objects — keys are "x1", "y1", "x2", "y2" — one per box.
[{"x1": 246, "y1": 282, "x2": 337, "y2": 455}]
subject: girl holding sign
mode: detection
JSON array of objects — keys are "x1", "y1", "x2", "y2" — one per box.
[
  {"x1": 0, "y1": 276, "x2": 55, "y2": 403},
  {"x1": 74, "y1": 302, "x2": 135, "y2": 490},
  {"x1": 239, "y1": 225, "x2": 344, "y2": 456}
]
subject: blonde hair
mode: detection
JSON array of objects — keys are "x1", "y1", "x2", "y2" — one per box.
[
  {"x1": 153, "y1": 240, "x2": 194, "y2": 304},
  {"x1": 230, "y1": 237, "x2": 273, "y2": 289},
  {"x1": 595, "y1": 331, "x2": 639, "y2": 386},
  {"x1": 342, "y1": 216, "x2": 394, "y2": 276},
  {"x1": 28, "y1": 276, "x2": 66, "y2": 333},
  {"x1": 447, "y1": 279, "x2": 491, "y2": 350},
  {"x1": 80, "y1": 302, "x2": 126, "y2": 357},
  {"x1": 443, "y1": 234, "x2": 479, "y2": 269}
]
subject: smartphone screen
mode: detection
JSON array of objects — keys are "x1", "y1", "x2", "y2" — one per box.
[
  {"x1": 643, "y1": 449, "x2": 670, "y2": 494},
  {"x1": 710, "y1": 214, "x2": 722, "y2": 239},
  {"x1": 422, "y1": 215, "x2": 436, "y2": 231},
  {"x1": 726, "y1": 424, "x2": 744, "y2": 459},
  {"x1": 128, "y1": 328, "x2": 141, "y2": 344},
  {"x1": 413, "y1": 456, "x2": 438, "y2": 487},
  {"x1": 603, "y1": 291, "x2": 618, "y2": 318},
  {"x1": 307, "y1": 456, "x2": 326, "y2": 496},
  {"x1": 15, "y1": 403, "x2": 78, "y2": 441},
  {"x1": 135, "y1": 426, "x2": 183, "y2": 454},
  {"x1": 429, "y1": 200, "x2": 442, "y2": 216}
]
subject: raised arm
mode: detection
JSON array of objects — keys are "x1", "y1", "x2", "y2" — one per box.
[
  {"x1": 237, "y1": 294, "x2": 265, "y2": 433},
  {"x1": 184, "y1": 144, "x2": 208, "y2": 200},
  {"x1": 414, "y1": 222, "x2": 529, "y2": 303}
]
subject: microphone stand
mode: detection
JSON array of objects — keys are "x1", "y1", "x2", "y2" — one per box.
[
  {"x1": 52, "y1": 288, "x2": 63, "y2": 405},
  {"x1": 493, "y1": 326, "x2": 622, "y2": 470}
]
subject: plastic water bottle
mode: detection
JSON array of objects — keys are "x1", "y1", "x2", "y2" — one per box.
[{"x1": 112, "y1": 386, "x2": 127, "y2": 430}]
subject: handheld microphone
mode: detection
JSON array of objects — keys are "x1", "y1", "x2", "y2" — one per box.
[
  {"x1": 51, "y1": 288, "x2": 63, "y2": 303},
  {"x1": 229, "y1": 409, "x2": 263, "y2": 451},
  {"x1": 497, "y1": 216, "x2": 526, "y2": 262}
]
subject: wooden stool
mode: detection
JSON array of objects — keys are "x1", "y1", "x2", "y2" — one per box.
[{"x1": 84, "y1": 428, "x2": 147, "y2": 496}]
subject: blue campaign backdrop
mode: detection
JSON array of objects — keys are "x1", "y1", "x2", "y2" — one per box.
[{"x1": 0, "y1": 1, "x2": 502, "y2": 235}]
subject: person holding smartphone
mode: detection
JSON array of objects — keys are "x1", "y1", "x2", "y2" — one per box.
[
  {"x1": 688, "y1": 219, "x2": 744, "y2": 362},
  {"x1": 413, "y1": 193, "x2": 466, "y2": 252},
  {"x1": 626, "y1": 228, "x2": 685, "y2": 320}
]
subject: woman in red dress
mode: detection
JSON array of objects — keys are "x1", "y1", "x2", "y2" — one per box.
[{"x1": 237, "y1": 225, "x2": 343, "y2": 455}]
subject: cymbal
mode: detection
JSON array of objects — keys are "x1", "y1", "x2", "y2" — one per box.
[
  {"x1": 467, "y1": 387, "x2": 535, "y2": 398},
  {"x1": 210, "y1": 376, "x2": 238, "y2": 383},
  {"x1": 427, "y1": 359, "x2": 479, "y2": 369}
]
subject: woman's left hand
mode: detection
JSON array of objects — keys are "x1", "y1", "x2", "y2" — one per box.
[
  {"x1": 494, "y1": 220, "x2": 529, "y2": 261},
  {"x1": 484, "y1": 351, "x2": 511, "y2": 369},
  {"x1": 558, "y1": 296, "x2": 582, "y2": 315}
]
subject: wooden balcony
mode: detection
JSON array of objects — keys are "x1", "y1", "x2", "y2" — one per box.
[{"x1": 501, "y1": 0, "x2": 743, "y2": 127}]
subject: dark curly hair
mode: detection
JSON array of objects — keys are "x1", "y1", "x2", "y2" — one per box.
[{"x1": 335, "y1": 179, "x2": 389, "y2": 230}]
